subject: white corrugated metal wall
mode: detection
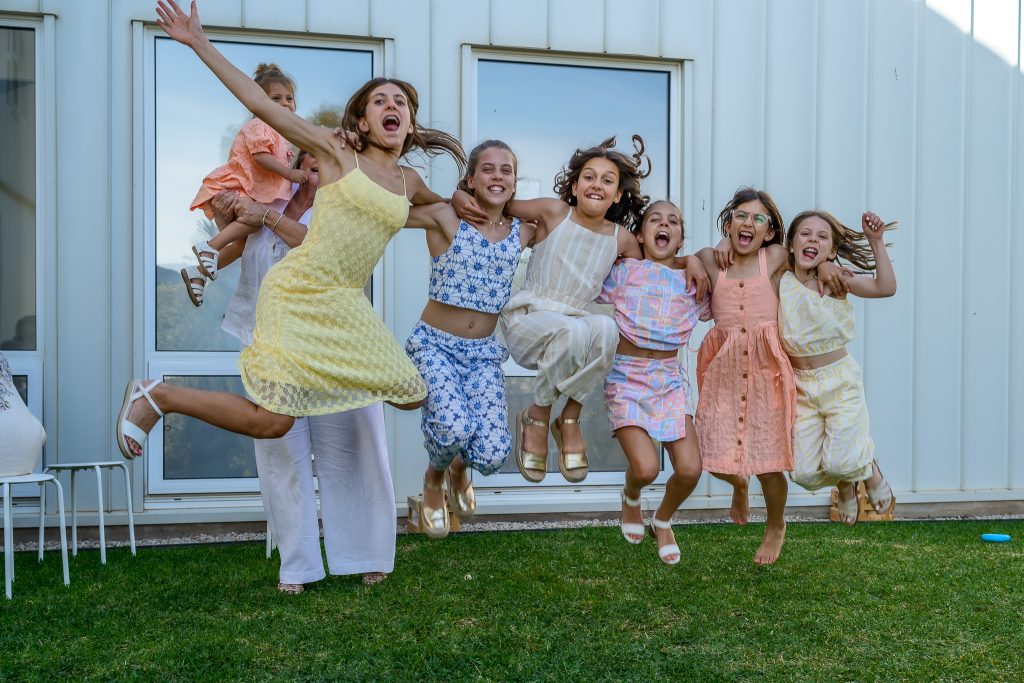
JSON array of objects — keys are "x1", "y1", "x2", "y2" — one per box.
[{"x1": 1, "y1": 0, "x2": 1020, "y2": 522}]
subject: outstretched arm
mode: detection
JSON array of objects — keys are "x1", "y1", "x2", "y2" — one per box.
[
  {"x1": 155, "y1": 1, "x2": 340, "y2": 174},
  {"x1": 253, "y1": 153, "x2": 306, "y2": 185},
  {"x1": 845, "y1": 212, "x2": 897, "y2": 299}
]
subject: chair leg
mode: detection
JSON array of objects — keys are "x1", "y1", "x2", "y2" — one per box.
[
  {"x1": 50, "y1": 479, "x2": 69, "y2": 587},
  {"x1": 4, "y1": 482, "x2": 13, "y2": 599},
  {"x1": 94, "y1": 466, "x2": 106, "y2": 565},
  {"x1": 38, "y1": 480, "x2": 46, "y2": 562},
  {"x1": 265, "y1": 521, "x2": 272, "y2": 559},
  {"x1": 70, "y1": 469, "x2": 78, "y2": 557},
  {"x1": 116, "y1": 463, "x2": 136, "y2": 556}
]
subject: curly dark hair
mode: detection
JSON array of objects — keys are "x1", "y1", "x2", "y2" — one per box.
[
  {"x1": 786, "y1": 210, "x2": 897, "y2": 272},
  {"x1": 717, "y1": 186, "x2": 785, "y2": 248},
  {"x1": 553, "y1": 135, "x2": 650, "y2": 232}
]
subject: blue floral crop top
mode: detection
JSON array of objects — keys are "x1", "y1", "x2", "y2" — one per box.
[{"x1": 428, "y1": 219, "x2": 522, "y2": 314}]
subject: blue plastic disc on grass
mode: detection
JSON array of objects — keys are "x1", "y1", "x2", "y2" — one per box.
[{"x1": 981, "y1": 533, "x2": 1011, "y2": 543}]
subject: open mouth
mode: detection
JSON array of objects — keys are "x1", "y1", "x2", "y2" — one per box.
[
  {"x1": 382, "y1": 114, "x2": 401, "y2": 132},
  {"x1": 654, "y1": 230, "x2": 671, "y2": 248},
  {"x1": 486, "y1": 184, "x2": 507, "y2": 196},
  {"x1": 737, "y1": 230, "x2": 754, "y2": 247},
  {"x1": 801, "y1": 246, "x2": 819, "y2": 260},
  {"x1": 584, "y1": 192, "x2": 604, "y2": 202}
]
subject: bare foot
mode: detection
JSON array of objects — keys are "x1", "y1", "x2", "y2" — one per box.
[
  {"x1": 621, "y1": 495, "x2": 645, "y2": 543},
  {"x1": 123, "y1": 380, "x2": 163, "y2": 457},
  {"x1": 730, "y1": 476, "x2": 750, "y2": 526},
  {"x1": 361, "y1": 572, "x2": 387, "y2": 587},
  {"x1": 653, "y1": 522, "x2": 680, "y2": 563},
  {"x1": 754, "y1": 523, "x2": 786, "y2": 566}
]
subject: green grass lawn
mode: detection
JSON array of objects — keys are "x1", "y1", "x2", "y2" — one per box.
[{"x1": 2, "y1": 520, "x2": 1023, "y2": 682}]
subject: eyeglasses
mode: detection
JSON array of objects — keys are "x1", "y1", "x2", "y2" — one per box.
[{"x1": 732, "y1": 210, "x2": 770, "y2": 226}]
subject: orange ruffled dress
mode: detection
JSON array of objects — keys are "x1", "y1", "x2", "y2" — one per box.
[
  {"x1": 695, "y1": 249, "x2": 795, "y2": 475},
  {"x1": 190, "y1": 118, "x2": 293, "y2": 218}
]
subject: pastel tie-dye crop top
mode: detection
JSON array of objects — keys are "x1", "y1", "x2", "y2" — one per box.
[{"x1": 428, "y1": 219, "x2": 522, "y2": 314}]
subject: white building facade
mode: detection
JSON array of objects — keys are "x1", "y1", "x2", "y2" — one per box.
[{"x1": 1, "y1": 0, "x2": 1022, "y2": 529}]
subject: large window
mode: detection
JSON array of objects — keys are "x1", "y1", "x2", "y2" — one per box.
[
  {"x1": 0, "y1": 26, "x2": 36, "y2": 352},
  {"x1": 143, "y1": 31, "x2": 379, "y2": 494},
  {"x1": 463, "y1": 50, "x2": 683, "y2": 488}
]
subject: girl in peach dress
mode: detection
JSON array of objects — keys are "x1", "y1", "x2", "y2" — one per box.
[
  {"x1": 181, "y1": 63, "x2": 307, "y2": 307},
  {"x1": 693, "y1": 187, "x2": 795, "y2": 566}
]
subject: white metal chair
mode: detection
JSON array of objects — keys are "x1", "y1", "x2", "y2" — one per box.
[
  {"x1": 44, "y1": 462, "x2": 136, "y2": 564},
  {"x1": 1, "y1": 472, "x2": 70, "y2": 599}
]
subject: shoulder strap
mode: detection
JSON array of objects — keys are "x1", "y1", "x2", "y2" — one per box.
[
  {"x1": 399, "y1": 166, "x2": 408, "y2": 198},
  {"x1": 353, "y1": 150, "x2": 360, "y2": 169},
  {"x1": 758, "y1": 248, "x2": 768, "y2": 277},
  {"x1": 613, "y1": 224, "x2": 620, "y2": 238}
]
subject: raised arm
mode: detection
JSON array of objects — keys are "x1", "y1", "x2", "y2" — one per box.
[
  {"x1": 845, "y1": 212, "x2": 897, "y2": 299},
  {"x1": 156, "y1": 1, "x2": 341, "y2": 173},
  {"x1": 405, "y1": 201, "x2": 456, "y2": 232},
  {"x1": 404, "y1": 168, "x2": 446, "y2": 206},
  {"x1": 505, "y1": 197, "x2": 569, "y2": 236}
]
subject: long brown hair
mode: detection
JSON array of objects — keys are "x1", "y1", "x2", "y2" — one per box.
[
  {"x1": 341, "y1": 77, "x2": 466, "y2": 173},
  {"x1": 456, "y1": 140, "x2": 518, "y2": 207},
  {"x1": 717, "y1": 186, "x2": 784, "y2": 247},
  {"x1": 786, "y1": 210, "x2": 897, "y2": 272},
  {"x1": 553, "y1": 135, "x2": 651, "y2": 232}
]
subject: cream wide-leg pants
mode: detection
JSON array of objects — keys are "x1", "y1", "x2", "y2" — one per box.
[
  {"x1": 501, "y1": 308, "x2": 618, "y2": 407},
  {"x1": 253, "y1": 403, "x2": 395, "y2": 584}
]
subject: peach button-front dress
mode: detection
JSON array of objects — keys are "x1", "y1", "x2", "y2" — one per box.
[{"x1": 695, "y1": 249, "x2": 796, "y2": 475}]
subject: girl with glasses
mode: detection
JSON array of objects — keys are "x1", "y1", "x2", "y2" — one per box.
[{"x1": 692, "y1": 187, "x2": 797, "y2": 566}]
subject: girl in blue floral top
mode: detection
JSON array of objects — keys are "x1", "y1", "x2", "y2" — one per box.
[{"x1": 402, "y1": 140, "x2": 537, "y2": 539}]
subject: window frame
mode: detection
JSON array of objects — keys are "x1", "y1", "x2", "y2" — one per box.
[
  {"x1": 0, "y1": 15, "x2": 55, "y2": 499},
  {"x1": 459, "y1": 47, "x2": 690, "y2": 490},
  {"x1": 137, "y1": 25, "x2": 386, "y2": 497}
]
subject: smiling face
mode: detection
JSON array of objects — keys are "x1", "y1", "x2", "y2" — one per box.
[
  {"x1": 265, "y1": 81, "x2": 296, "y2": 112},
  {"x1": 571, "y1": 157, "x2": 623, "y2": 218},
  {"x1": 726, "y1": 199, "x2": 775, "y2": 256},
  {"x1": 357, "y1": 82, "x2": 413, "y2": 151},
  {"x1": 638, "y1": 201, "x2": 683, "y2": 263},
  {"x1": 466, "y1": 146, "x2": 516, "y2": 211},
  {"x1": 789, "y1": 215, "x2": 837, "y2": 270}
]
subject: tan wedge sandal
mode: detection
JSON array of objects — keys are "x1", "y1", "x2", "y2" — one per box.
[
  {"x1": 551, "y1": 416, "x2": 589, "y2": 483},
  {"x1": 515, "y1": 409, "x2": 548, "y2": 483}
]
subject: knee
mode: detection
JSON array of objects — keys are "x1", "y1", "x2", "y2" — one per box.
[
  {"x1": 674, "y1": 458, "x2": 703, "y2": 485},
  {"x1": 631, "y1": 461, "x2": 660, "y2": 486}
]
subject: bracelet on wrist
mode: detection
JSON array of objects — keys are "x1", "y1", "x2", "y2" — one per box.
[
  {"x1": 270, "y1": 212, "x2": 285, "y2": 233},
  {"x1": 261, "y1": 209, "x2": 272, "y2": 228}
]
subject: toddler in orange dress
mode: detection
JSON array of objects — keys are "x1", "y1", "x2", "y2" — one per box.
[
  {"x1": 693, "y1": 187, "x2": 796, "y2": 566},
  {"x1": 181, "y1": 62, "x2": 306, "y2": 307}
]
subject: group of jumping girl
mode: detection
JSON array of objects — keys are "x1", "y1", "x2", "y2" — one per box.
[{"x1": 120, "y1": 1, "x2": 898, "y2": 576}]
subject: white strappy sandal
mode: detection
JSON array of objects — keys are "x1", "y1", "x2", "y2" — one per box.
[
  {"x1": 620, "y1": 489, "x2": 645, "y2": 544},
  {"x1": 116, "y1": 379, "x2": 164, "y2": 460},
  {"x1": 180, "y1": 266, "x2": 207, "y2": 307},
  {"x1": 192, "y1": 241, "x2": 220, "y2": 280},
  {"x1": 649, "y1": 516, "x2": 681, "y2": 566}
]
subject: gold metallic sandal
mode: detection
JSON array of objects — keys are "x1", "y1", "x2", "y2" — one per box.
[
  {"x1": 421, "y1": 479, "x2": 450, "y2": 540},
  {"x1": 515, "y1": 409, "x2": 549, "y2": 483},
  {"x1": 551, "y1": 416, "x2": 589, "y2": 483},
  {"x1": 446, "y1": 468, "x2": 476, "y2": 518}
]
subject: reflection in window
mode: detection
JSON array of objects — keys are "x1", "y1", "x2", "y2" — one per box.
[
  {"x1": 162, "y1": 375, "x2": 256, "y2": 479},
  {"x1": 477, "y1": 58, "x2": 673, "y2": 477},
  {"x1": 0, "y1": 27, "x2": 36, "y2": 351},
  {"x1": 154, "y1": 38, "x2": 373, "y2": 351}
]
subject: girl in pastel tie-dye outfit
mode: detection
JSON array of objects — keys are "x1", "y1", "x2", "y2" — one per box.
[{"x1": 596, "y1": 201, "x2": 711, "y2": 565}]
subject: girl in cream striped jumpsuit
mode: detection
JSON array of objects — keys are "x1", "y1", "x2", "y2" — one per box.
[{"x1": 457, "y1": 136, "x2": 706, "y2": 484}]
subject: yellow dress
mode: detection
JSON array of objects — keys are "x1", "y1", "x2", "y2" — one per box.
[{"x1": 239, "y1": 160, "x2": 427, "y2": 416}]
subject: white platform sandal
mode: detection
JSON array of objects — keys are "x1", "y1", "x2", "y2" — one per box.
[
  {"x1": 192, "y1": 241, "x2": 219, "y2": 280},
  {"x1": 116, "y1": 380, "x2": 164, "y2": 460},
  {"x1": 649, "y1": 516, "x2": 681, "y2": 565},
  {"x1": 620, "y1": 489, "x2": 645, "y2": 544},
  {"x1": 180, "y1": 266, "x2": 207, "y2": 307}
]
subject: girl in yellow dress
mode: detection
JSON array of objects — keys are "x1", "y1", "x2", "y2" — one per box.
[{"x1": 116, "y1": 0, "x2": 465, "y2": 460}]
